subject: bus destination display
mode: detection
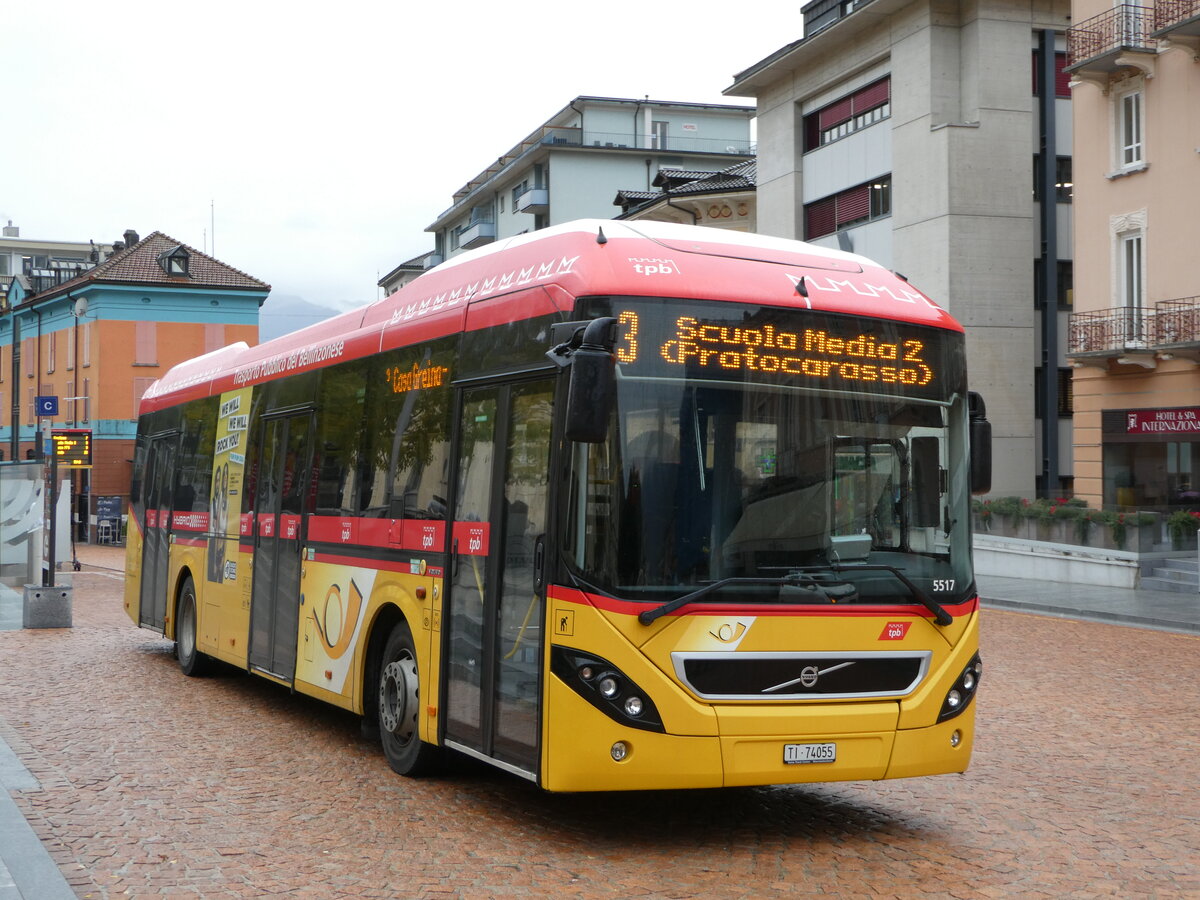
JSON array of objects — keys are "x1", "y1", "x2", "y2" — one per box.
[{"x1": 601, "y1": 301, "x2": 964, "y2": 401}]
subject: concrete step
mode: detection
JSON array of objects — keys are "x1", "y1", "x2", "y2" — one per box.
[
  {"x1": 1150, "y1": 567, "x2": 1197, "y2": 584},
  {"x1": 1159, "y1": 558, "x2": 1199, "y2": 574},
  {"x1": 1141, "y1": 574, "x2": 1200, "y2": 594}
]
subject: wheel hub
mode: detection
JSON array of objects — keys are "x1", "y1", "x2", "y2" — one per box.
[{"x1": 379, "y1": 655, "x2": 418, "y2": 740}]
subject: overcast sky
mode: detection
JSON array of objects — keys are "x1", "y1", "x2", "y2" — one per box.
[{"x1": 5, "y1": 2, "x2": 801, "y2": 313}]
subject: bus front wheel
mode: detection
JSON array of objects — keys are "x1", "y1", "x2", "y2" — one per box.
[
  {"x1": 378, "y1": 622, "x2": 441, "y2": 776},
  {"x1": 176, "y1": 577, "x2": 210, "y2": 677}
]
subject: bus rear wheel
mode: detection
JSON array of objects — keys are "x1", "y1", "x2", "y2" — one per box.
[
  {"x1": 378, "y1": 622, "x2": 441, "y2": 776},
  {"x1": 176, "y1": 577, "x2": 210, "y2": 677}
]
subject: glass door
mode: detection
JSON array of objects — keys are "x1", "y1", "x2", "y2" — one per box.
[
  {"x1": 444, "y1": 379, "x2": 554, "y2": 775},
  {"x1": 248, "y1": 412, "x2": 314, "y2": 679},
  {"x1": 138, "y1": 432, "x2": 179, "y2": 630}
]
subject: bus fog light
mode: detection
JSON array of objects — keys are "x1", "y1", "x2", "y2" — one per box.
[
  {"x1": 598, "y1": 675, "x2": 620, "y2": 699},
  {"x1": 946, "y1": 689, "x2": 962, "y2": 709},
  {"x1": 950, "y1": 729, "x2": 962, "y2": 748},
  {"x1": 962, "y1": 672, "x2": 976, "y2": 691},
  {"x1": 611, "y1": 741, "x2": 629, "y2": 762},
  {"x1": 623, "y1": 696, "x2": 644, "y2": 717}
]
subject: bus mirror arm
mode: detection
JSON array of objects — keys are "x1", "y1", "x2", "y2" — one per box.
[{"x1": 547, "y1": 317, "x2": 619, "y2": 444}]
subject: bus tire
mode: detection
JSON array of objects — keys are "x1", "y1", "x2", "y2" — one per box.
[
  {"x1": 176, "y1": 576, "x2": 210, "y2": 677},
  {"x1": 378, "y1": 621, "x2": 441, "y2": 776}
]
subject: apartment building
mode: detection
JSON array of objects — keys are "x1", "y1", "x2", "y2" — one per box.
[
  {"x1": 725, "y1": 0, "x2": 1073, "y2": 498},
  {"x1": 0, "y1": 221, "x2": 112, "y2": 307},
  {"x1": 0, "y1": 229, "x2": 268, "y2": 536},
  {"x1": 1065, "y1": 0, "x2": 1200, "y2": 510},
  {"x1": 424, "y1": 96, "x2": 755, "y2": 266}
]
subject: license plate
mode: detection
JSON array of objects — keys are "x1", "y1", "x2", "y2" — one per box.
[{"x1": 784, "y1": 742, "x2": 837, "y2": 765}]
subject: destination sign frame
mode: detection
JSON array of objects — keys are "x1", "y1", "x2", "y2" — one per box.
[
  {"x1": 51, "y1": 429, "x2": 93, "y2": 468},
  {"x1": 579, "y1": 297, "x2": 966, "y2": 402}
]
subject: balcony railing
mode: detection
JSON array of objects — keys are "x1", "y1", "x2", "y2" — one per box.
[
  {"x1": 1151, "y1": 297, "x2": 1200, "y2": 346},
  {"x1": 1155, "y1": 0, "x2": 1200, "y2": 31},
  {"x1": 1069, "y1": 299, "x2": 1200, "y2": 357},
  {"x1": 1066, "y1": 5, "x2": 1157, "y2": 69},
  {"x1": 1069, "y1": 306, "x2": 1149, "y2": 354}
]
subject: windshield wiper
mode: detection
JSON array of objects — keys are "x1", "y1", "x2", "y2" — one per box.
[
  {"x1": 638, "y1": 574, "x2": 821, "y2": 625},
  {"x1": 792, "y1": 563, "x2": 953, "y2": 627}
]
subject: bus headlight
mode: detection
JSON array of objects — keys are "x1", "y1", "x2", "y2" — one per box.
[
  {"x1": 550, "y1": 647, "x2": 665, "y2": 733},
  {"x1": 939, "y1": 652, "x2": 982, "y2": 721}
]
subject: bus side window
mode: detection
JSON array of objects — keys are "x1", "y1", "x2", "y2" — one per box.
[
  {"x1": 314, "y1": 361, "x2": 367, "y2": 516},
  {"x1": 387, "y1": 345, "x2": 453, "y2": 521}
]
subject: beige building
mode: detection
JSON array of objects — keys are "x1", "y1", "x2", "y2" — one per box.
[{"x1": 1065, "y1": 0, "x2": 1200, "y2": 510}]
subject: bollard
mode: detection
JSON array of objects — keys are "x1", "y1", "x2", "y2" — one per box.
[{"x1": 22, "y1": 585, "x2": 73, "y2": 629}]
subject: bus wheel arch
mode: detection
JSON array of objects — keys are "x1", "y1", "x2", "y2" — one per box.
[{"x1": 174, "y1": 572, "x2": 210, "y2": 677}]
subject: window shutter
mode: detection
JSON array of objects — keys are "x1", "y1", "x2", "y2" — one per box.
[
  {"x1": 853, "y1": 78, "x2": 890, "y2": 113},
  {"x1": 836, "y1": 186, "x2": 871, "y2": 225},
  {"x1": 205, "y1": 324, "x2": 225, "y2": 353},
  {"x1": 818, "y1": 97, "x2": 853, "y2": 130},
  {"x1": 805, "y1": 197, "x2": 836, "y2": 240},
  {"x1": 135, "y1": 321, "x2": 157, "y2": 365}
]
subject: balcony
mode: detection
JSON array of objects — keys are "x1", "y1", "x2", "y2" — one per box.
[
  {"x1": 515, "y1": 187, "x2": 549, "y2": 215},
  {"x1": 1066, "y1": 5, "x2": 1157, "y2": 81},
  {"x1": 457, "y1": 220, "x2": 495, "y2": 250},
  {"x1": 1152, "y1": 0, "x2": 1200, "y2": 49},
  {"x1": 1068, "y1": 299, "x2": 1200, "y2": 368}
]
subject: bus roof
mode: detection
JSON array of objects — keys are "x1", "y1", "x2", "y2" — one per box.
[{"x1": 140, "y1": 219, "x2": 961, "y2": 413}]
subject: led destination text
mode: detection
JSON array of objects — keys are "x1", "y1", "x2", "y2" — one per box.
[{"x1": 658, "y1": 316, "x2": 933, "y2": 387}]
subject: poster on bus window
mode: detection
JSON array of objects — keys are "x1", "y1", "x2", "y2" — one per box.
[{"x1": 208, "y1": 387, "x2": 252, "y2": 584}]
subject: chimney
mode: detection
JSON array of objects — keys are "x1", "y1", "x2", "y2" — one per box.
[
  {"x1": 123, "y1": 229, "x2": 140, "y2": 246},
  {"x1": 2, "y1": 220, "x2": 18, "y2": 238},
  {"x1": 112, "y1": 240, "x2": 126, "y2": 253}
]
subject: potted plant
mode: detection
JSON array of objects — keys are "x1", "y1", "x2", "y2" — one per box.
[{"x1": 1166, "y1": 509, "x2": 1200, "y2": 549}]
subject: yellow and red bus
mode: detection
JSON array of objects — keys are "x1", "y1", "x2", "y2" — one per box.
[{"x1": 124, "y1": 220, "x2": 990, "y2": 791}]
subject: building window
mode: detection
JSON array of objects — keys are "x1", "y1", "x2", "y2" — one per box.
[
  {"x1": 804, "y1": 176, "x2": 892, "y2": 240},
  {"x1": 1031, "y1": 50, "x2": 1072, "y2": 98},
  {"x1": 1116, "y1": 87, "x2": 1144, "y2": 170},
  {"x1": 67, "y1": 380, "x2": 75, "y2": 423},
  {"x1": 204, "y1": 324, "x2": 225, "y2": 354},
  {"x1": 23, "y1": 337, "x2": 34, "y2": 378},
  {"x1": 47, "y1": 332, "x2": 56, "y2": 374},
  {"x1": 82, "y1": 378, "x2": 90, "y2": 423},
  {"x1": 1121, "y1": 231, "x2": 1143, "y2": 310},
  {"x1": 82, "y1": 322, "x2": 91, "y2": 367},
  {"x1": 157, "y1": 245, "x2": 190, "y2": 276},
  {"x1": 803, "y1": 77, "x2": 891, "y2": 152},
  {"x1": 1033, "y1": 155, "x2": 1073, "y2": 203},
  {"x1": 135, "y1": 321, "x2": 157, "y2": 365},
  {"x1": 133, "y1": 377, "x2": 156, "y2": 420},
  {"x1": 1034, "y1": 259, "x2": 1074, "y2": 309},
  {"x1": 1035, "y1": 368, "x2": 1074, "y2": 418}
]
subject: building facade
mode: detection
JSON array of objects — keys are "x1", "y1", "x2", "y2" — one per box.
[
  {"x1": 0, "y1": 221, "x2": 112, "y2": 306},
  {"x1": 424, "y1": 96, "x2": 755, "y2": 265},
  {"x1": 726, "y1": 0, "x2": 1073, "y2": 498},
  {"x1": 1065, "y1": 0, "x2": 1200, "y2": 511},
  {"x1": 0, "y1": 229, "x2": 268, "y2": 536}
]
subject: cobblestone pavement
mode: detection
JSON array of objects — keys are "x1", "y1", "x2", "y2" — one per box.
[{"x1": 1, "y1": 550, "x2": 1198, "y2": 898}]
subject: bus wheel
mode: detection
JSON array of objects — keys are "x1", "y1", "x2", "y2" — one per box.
[
  {"x1": 378, "y1": 622, "x2": 440, "y2": 776},
  {"x1": 176, "y1": 577, "x2": 210, "y2": 677}
]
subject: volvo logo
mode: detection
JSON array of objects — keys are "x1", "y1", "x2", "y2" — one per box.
[{"x1": 764, "y1": 661, "x2": 856, "y2": 693}]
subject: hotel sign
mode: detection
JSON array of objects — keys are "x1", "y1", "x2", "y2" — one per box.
[{"x1": 1124, "y1": 408, "x2": 1200, "y2": 435}]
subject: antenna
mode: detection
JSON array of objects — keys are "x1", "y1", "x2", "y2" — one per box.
[{"x1": 210, "y1": 199, "x2": 215, "y2": 256}]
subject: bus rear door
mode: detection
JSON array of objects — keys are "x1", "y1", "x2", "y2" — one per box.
[
  {"x1": 444, "y1": 378, "x2": 554, "y2": 778},
  {"x1": 138, "y1": 431, "x2": 180, "y2": 631}
]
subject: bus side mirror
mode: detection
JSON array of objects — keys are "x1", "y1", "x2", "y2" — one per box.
[
  {"x1": 548, "y1": 317, "x2": 618, "y2": 444},
  {"x1": 911, "y1": 436, "x2": 940, "y2": 527},
  {"x1": 969, "y1": 391, "x2": 992, "y2": 496}
]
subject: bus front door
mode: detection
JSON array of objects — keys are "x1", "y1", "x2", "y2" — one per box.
[
  {"x1": 444, "y1": 379, "x2": 554, "y2": 777},
  {"x1": 138, "y1": 432, "x2": 180, "y2": 632},
  {"x1": 248, "y1": 412, "x2": 314, "y2": 680}
]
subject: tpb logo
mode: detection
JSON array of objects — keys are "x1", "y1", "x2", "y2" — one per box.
[{"x1": 628, "y1": 257, "x2": 680, "y2": 276}]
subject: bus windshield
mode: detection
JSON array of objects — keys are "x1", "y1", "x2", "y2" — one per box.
[{"x1": 565, "y1": 299, "x2": 974, "y2": 609}]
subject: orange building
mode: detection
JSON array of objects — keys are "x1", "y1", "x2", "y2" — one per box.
[{"x1": 0, "y1": 229, "x2": 268, "y2": 538}]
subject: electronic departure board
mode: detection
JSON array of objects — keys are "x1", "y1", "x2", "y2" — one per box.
[
  {"x1": 580, "y1": 298, "x2": 966, "y2": 402},
  {"x1": 51, "y1": 429, "x2": 93, "y2": 468}
]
